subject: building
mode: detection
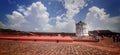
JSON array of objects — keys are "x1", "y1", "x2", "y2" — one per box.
[
  {"x1": 88, "y1": 30, "x2": 120, "y2": 37},
  {"x1": 76, "y1": 21, "x2": 87, "y2": 36}
]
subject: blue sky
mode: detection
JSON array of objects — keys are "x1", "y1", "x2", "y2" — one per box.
[{"x1": 0, "y1": 0, "x2": 120, "y2": 32}]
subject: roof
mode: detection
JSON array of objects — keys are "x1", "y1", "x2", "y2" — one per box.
[{"x1": 76, "y1": 21, "x2": 86, "y2": 25}]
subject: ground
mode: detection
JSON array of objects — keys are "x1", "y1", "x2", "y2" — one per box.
[{"x1": 0, "y1": 36, "x2": 120, "y2": 55}]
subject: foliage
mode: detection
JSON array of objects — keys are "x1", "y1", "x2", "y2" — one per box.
[{"x1": 0, "y1": 28, "x2": 18, "y2": 32}]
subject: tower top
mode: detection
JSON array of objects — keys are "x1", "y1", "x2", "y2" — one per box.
[{"x1": 76, "y1": 21, "x2": 86, "y2": 25}]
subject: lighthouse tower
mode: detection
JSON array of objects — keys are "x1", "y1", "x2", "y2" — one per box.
[{"x1": 76, "y1": 21, "x2": 87, "y2": 36}]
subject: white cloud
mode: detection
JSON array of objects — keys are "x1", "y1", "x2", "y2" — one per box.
[
  {"x1": 4, "y1": 0, "x2": 87, "y2": 32},
  {"x1": 17, "y1": 5, "x2": 25, "y2": 12},
  {"x1": 55, "y1": 16, "x2": 76, "y2": 32},
  {"x1": 64, "y1": 0, "x2": 87, "y2": 19},
  {"x1": 0, "y1": 22, "x2": 6, "y2": 28},
  {"x1": 52, "y1": 0, "x2": 87, "y2": 32},
  {"x1": 85, "y1": 6, "x2": 120, "y2": 32},
  {"x1": 107, "y1": 16, "x2": 120, "y2": 23},
  {"x1": 6, "y1": 2, "x2": 51, "y2": 32}
]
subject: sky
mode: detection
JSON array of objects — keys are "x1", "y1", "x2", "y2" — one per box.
[{"x1": 0, "y1": 0, "x2": 120, "y2": 33}]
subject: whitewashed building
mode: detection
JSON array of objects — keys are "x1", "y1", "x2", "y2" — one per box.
[{"x1": 76, "y1": 21, "x2": 87, "y2": 36}]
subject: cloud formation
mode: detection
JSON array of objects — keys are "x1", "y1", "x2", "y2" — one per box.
[
  {"x1": 53, "y1": 0, "x2": 87, "y2": 32},
  {"x1": 64, "y1": 0, "x2": 87, "y2": 19},
  {"x1": 1, "y1": 0, "x2": 119, "y2": 33},
  {"x1": 6, "y1": 2, "x2": 51, "y2": 32},
  {"x1": 85, "y1": 6, "x2": 120, "y2": 32},
  {"x1": 4, "y1": 0, "x2": 87, "y2": 32},
  {"x1": 0, "y1": 22, "x2": 6, "y2": 28}
]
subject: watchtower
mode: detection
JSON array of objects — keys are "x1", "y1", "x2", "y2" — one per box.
[{"x1": 76, "y1": 21, "x2": 87, "y2": 36}]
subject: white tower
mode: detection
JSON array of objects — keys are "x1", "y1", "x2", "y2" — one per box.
[{"x1": 76, "y1": 21, "x2": 87, "y2": 36}]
